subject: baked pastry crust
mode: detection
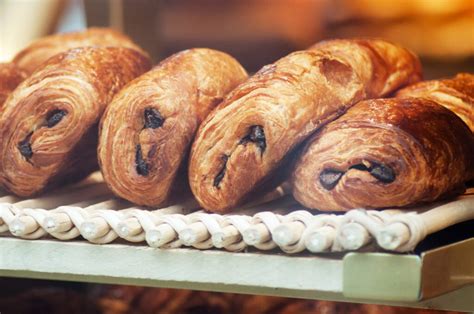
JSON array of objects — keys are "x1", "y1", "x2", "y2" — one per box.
[
  {"x1": 0, "y1": 47, "x2": 151, "y2": 196},
  {"x1": 291, "y1": 98, "x2": 474, "y2": 211},
  {"x1": 189, "y1": 39, "x2": 422, "y2": 212},
  {"x1": 0, "y1": 62, "x2": 27, "y2": 108},
  {"x1": 13, "y1": 27, "x2": 144, "y2": 74},
  {"x1": 396, "y1": 73, "x2": 474, "y2": 132},
  {"x1": 98, "y1": 48, "x2": 247, "y2": 206}
]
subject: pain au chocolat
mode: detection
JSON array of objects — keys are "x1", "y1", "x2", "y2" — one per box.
[
  {"x1": 396, "y1": 73, "x2": 474, "y2": 131},
  {"x1": 0, "y1": 62, "x2": 27, "y2": 107},
  {"x1": 0, "y1": 47, "x2": 151, "y2": 196},
  {"x1": 12, "y1": 27, "x2": 144, "y2": 74},
  {"x1": 98, "y1": 48, "x2": 247, "y2": 206},
  {"x1": 291, "y1": 97, "x2": 474, "y2": 211},
  {"x1": 189, "y1": 39, "x2": 421, "y2": 212}
]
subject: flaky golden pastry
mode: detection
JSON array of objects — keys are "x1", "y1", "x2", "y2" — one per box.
[
  {"x1": 12, "y1": 27, "x2": 144, "y2": 74},
  {"x1": 291, "y1": 98, "x2": 474, "y2": 211},
  {"x1": 396, "y1": 73, "x2": 474, "y2": 132},
  {"x1": 98, "y1": 48, "x2": 247, "y2": 206},
  {"x1": 189, "y1": 39, "x2": 421, "y2": 212},
  {"x1": 0, "y1": 62, "x2": 27, "y2": 108},
  {"x1": 0, "y1": 47, "x2": 151, "y2": 197}
]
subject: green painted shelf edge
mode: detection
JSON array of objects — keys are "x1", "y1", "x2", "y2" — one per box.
[
  {"x1": 343, "y1": 253, "x2": 422, "y2": 302},
  {"x1": 0, "y1": 237, "x2": 472, "y2": 311}
]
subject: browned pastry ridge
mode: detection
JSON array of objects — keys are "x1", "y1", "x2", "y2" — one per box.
[
  {"x1": 0, "y1": 47, "x2": 151, "y2": 197},
  {"x1": 291, "y1": 98, "x2": 474, "y2": 211},
  {"x1": 98, "y1": 48, "x2": 247, "y2": 206},
  {"x1": 189, "y1": 39, "x2": 421, "y2": 212},
  {"x1": 396, "y1": 73, "x2": 474, "y2": 132},
  {"x1": 0, "y1": 62, "x2": 27, "y2": 107},
  {"x1": 12, "y1": 27, "x2": 144, "y2": 74}
]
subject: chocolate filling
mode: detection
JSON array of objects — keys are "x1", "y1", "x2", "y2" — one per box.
[
  {"x1": 135, "y1": 144, "x2": 149, "y2": 176},
  {"x1": 134, "y1": 109, "x2": 164, "y2": 176},
  {"x1": 144, "y1": 108, "x2": 164, "y2": 129},
  {"x1": 18, "y1": 132, "x2": 33, "y2": 159},
  {"x1": 46, "y1": 109, "x2": 67, "y2": 128},
  {"x1": 17, "y1": 109, "x2": 67, "y2": 160},
  {"x1": 239, "y1": 125, "x2": 266, "y2": 154},
  {"x1": 213, "y1": 154, "x2": 229, "y2": 188},
  {"x1": 319, "y1": 161, "x2": 395, "y2": 190},
  {"x1": 212, "y1": 126, "x2": 266, "y2": 188},
  {"x1": 369, "y1": 163, "x2": 396, "y2": 183},
  {"x1": 319, "y1": 169, "x2": 344, "y2": 190}
]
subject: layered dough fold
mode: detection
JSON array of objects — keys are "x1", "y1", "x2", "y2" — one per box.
[
  {"x1": 396, "y1": 73, "x2": 474, "y2": 131},
  {"x1": 189, "y1": 39, "x2": 421, "y2": 212},
  {"x1": 98, "y1": 49, "x2": 247, "y2": 206},
  {"x1": 13, "y1": 27, "x2": 145, "y2": 74},
  {"x1": 291, "y1": 98, "x2": 474, "y2": 211},
  {"x1": 0, "y1": 62, "x2": 27, "y2": 107},
  {"x1": 0, "y1": 47, "x2": 151, "y2": 196}
]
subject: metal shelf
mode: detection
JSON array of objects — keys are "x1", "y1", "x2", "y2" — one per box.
[{"x1": 0, "y1": 237, "x2": 472, "y2": 311}]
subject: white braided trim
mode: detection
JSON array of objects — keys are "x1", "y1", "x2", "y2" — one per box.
[
  {"x1": 1, "y1": 190, "x2": 472, "y2": 253},
  {"x1": 334, "y1": 209, "x2": 403, "y2": 251}
]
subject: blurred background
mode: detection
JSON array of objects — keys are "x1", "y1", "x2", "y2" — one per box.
[
  {"x1": 0, "y1": 1, "x2": 472, "y2": 313},
  {"x1": 0, "y1": 277, "x2": 465, "y2": 314},
  {"x1": 0, "y1": 0, "x2": 473, "y2": 77}
]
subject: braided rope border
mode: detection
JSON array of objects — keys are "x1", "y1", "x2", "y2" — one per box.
[{"x1": 1, "y1": 185, "x2": 473, "y2": 253}]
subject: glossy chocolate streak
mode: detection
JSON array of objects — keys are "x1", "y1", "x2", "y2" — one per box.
[
  {"x1": 369, "y1": 162, "x2": 396, "y2": 183},
  {"x1": 319, "y1": 161, "x2": 396, "y2": 191},
  {"x1": 143, "y1": 108, "x2": 164, "y2": 129},
  {"x1": 46, "y1": 109, "x2": 67, "y2": 128},
  {"x1": 213, "y1": 154, "x2": 229, "y2": 188},
  {"x1": 18, "y1": 109, "x2": 68, "y2": 159},
  {"x1": 239, "y1": 125, "x2": 266, "y2": 154},
  {"x1": 319, "y1": 169, "x2": 343, "y2": 190},
  {"x1": 214, "y1": 125, "x2": 267, "y2": 188},
  {"x1": 135, "y1": 144, "x2": 149, "y2": 176},
  {"x1": 18, "y1": 132, "x2": 33, "y2": 159}
]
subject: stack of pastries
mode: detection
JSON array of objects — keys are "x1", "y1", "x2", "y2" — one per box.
[{"x1": 0, "y1": 28, "x2": 472, "y2": 214}]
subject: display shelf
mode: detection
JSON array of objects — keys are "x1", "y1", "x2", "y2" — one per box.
[{"x1": 0, "y1": 237, "x2": 472, "y2": 312}]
